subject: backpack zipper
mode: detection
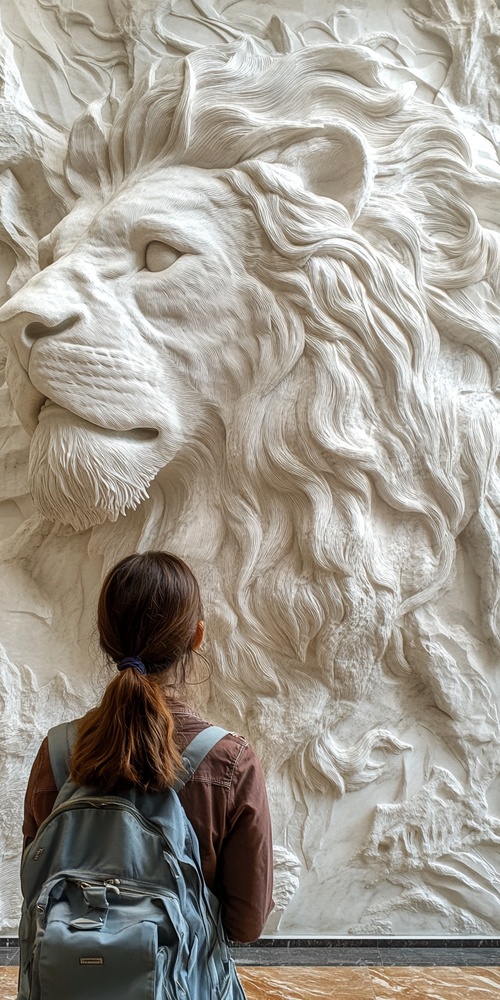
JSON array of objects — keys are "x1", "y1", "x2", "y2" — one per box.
[
  {"x1": 24, "y1": 798, "x2": 220, "y2": 939},
  {"x1": 34, "y1": 870, "x2": 185, "y2": 914},
  {"x1": 25, "y1": 796, "x2": 192, "y2": 870},
  {"x1": 65, "y1": 871, "x2": 183, "y2": 899},
  {"x1": 25, "y1": 797, "x2": 209, "y2": 898}
]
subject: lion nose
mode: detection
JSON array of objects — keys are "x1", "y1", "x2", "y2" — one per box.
[
  {"x1": 24, "y1": 316, "x2": 78, "y2": 345},
  {"x1": 1, "y1": 313, "x2": 78, "y2": 370}
]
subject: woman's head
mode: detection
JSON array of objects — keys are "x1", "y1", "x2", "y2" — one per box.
[
  {"x1": 98, "y1": 551, "x2": 203, "y2": 681},
  {"x1": 71, "y1": 551, "x2": 203, "y2": 792}
]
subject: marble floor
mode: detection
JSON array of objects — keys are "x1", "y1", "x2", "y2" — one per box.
[{"x1": 2, "y1": 965, "x2": 500, "y2": 998}]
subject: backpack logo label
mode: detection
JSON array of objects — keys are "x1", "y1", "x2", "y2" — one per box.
[{"x1": 79, "y1": 958, "x2": 104, "y2": 966}]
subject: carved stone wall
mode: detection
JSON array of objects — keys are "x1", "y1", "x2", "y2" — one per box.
[{"x1": 1, "y1": 0, "x2": 500, "y2": 936}]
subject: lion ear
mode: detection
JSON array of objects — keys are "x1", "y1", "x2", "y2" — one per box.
[
  {"x1": 65, "y1": 99, "x2": 113, "y2": 198},
  {"x1": 277, "y1": 126, "x2": 373, "y2": 221}
]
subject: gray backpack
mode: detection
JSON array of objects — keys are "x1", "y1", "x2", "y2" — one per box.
[{"x1": 18, "y1": 721, "x2": 246, "y2": 1000}]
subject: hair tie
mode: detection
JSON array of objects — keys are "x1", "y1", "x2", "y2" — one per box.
[{"x1": 117, "y1": 656, "x2": 146, "y2": 675}]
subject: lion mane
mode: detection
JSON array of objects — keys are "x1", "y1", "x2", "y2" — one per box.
[{"x1": 6, "y1": 39, "x2": 500, "y2": 805}]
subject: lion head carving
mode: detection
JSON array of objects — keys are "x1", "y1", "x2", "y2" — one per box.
[{"x1": 1, "y1": 39, "x2": 499, "y2": 812}]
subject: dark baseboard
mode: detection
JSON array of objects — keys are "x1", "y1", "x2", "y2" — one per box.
[
  {"x1": 2, "y1": 936, "x2": 500, "y2": 949},
  {"x1": 230, "y1": 938, "x2": 500, "y2": 966},
  {"x1": 232, "y1": 938, "x2": 500, "y2": 948},
  {"x1": 3, "y1": 936, "x2": 500, "y2": 969}
]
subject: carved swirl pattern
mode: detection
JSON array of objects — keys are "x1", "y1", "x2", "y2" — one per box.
[{"x1": 0, "y1": 0, "x2": 499, "y2": 935}]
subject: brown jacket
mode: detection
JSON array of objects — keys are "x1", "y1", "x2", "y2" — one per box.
[{"x1": 23, "y1": 700, "x2": 274, "y2": 943}]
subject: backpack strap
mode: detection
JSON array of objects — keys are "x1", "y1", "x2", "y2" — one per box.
[
  {"x1": 47, "y1": 719, "x2": 80, "y2": 790},
  {"x1": 47, "y1": 719, "x2": 229, "y2": 793},
  {"x1": 174, "y1": 726, "x2": 229, "y2": 792}
]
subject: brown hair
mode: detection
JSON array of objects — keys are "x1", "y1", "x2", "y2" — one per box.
[{"x1": 71, "y1": 551, "x2": 202, "y2": 792}]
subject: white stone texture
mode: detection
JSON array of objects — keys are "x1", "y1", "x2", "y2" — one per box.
[{"x1": 0, "y1": 0, "x2": 499, "y2": 935}]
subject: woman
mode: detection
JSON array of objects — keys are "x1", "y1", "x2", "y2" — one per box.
[{"x1": 23, "y1": 550, "x2": 274, "y2": 945}]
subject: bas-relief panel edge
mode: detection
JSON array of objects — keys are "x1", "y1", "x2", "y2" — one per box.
[{"x1": 0, "y1": 0, "x2": 499, "y2": 936}]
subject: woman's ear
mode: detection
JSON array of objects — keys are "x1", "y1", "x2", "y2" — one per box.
[{"x1": 192, "y1": 620, "x2": 205, "y2": 650}]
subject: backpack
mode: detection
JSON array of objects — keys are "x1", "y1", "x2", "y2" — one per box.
[{"x1": 18, "y1": 720, "x2": 247, "y2": 1000}]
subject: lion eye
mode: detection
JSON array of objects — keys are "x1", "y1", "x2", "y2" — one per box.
[{"x1": 145, "y1": 242, "x2": 181, "y2": 272}]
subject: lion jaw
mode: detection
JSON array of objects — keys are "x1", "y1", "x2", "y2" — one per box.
[{"x1": 28, "y1": 410, "x2": 161, "y2": 529}]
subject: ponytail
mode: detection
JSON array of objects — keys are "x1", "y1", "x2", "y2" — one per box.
[
  {"x1": 71, "y1": 669, "x2": 182, "y2": 792},
  {"x1": 71, "y1": 668, "x2": 183, "y2": 791},
  {"x1": 71, "y1": 550, "x2": 203, "y2": 792}
]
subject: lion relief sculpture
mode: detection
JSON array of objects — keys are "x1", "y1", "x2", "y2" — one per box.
[{"x1": 1, "y1": 39, "x2": 500, "y2": 837}]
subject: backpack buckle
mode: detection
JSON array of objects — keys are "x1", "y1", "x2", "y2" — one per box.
[{"x1": 181, "y1": 756, "x2": 194, "y2": 780}]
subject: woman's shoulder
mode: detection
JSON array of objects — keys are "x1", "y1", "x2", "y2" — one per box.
[{"x1": 171, "y1": 700, "x2": 253, "y2": 789}]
